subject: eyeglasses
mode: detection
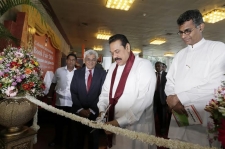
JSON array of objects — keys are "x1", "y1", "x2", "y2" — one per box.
[
  {"x1": 86, "y1": 59, "x2": 97, "y2": 62},
  {"x1": 177, "y1": 28, "x2": 195, "y2": 36}
]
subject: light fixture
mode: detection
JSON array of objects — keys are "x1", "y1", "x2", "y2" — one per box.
[
  {"x1": 93, "y1": 46, "x2": 103, "y2": 51},
  {"x1": 106, "y1": 0, "x2": 135, "y2": 11},
  {"x1": 132, "y1": 49, "x2": 141, "y2": 54},
  {"x1": 203, "y1": 8, "x2": 225, "y2": 23},
  {"x1": 45, "y1": 37, "x2": 48, "y2": 47},
  {"x1": 150, "y1": 38, "x2": 166, "y2": 45},
  {"x1": 96, "y1": 30, "x2": 112, "y2": 40},
  {"x1": 28, "y1": 27, "x2": 36, "y2": 34},
  {"x1": 164, "y1": 52, "x2": 174, "y2": 57}
]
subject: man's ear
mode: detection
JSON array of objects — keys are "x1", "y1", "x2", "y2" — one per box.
[
  {"x1": 126, "y1": 43, "x2": 131, "y2": 51},
  {"x1": 199, "y1": 23, "x2": 205, "y2": 32}
]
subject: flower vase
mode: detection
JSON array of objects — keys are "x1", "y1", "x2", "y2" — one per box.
[{"x1": 0, "y1": 97, "x2": 37, "y2": 137}]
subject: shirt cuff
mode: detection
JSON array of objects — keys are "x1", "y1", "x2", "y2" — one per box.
[
  {"x1": 98, "y1": 106, "x2": 105, "y2": 113},
  {"x1": 89, "y1": 108, "x2": 95, "y2": 115},
  {"x1": 116, "y1": 116, "x2": 127, "y2": 128},
  {"x1": 177, "y1": 92, "x2": 190, "y2": 105},
  {"x1": 76, "y1": 108, "x2": 83, "y2": 113}
]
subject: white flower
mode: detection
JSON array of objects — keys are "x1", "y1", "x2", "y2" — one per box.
[
  {"x1": 5, "y1": 86, "x2": 18, "y2": 97},
  {"x1": 15, "y1": 51, "x2": 24, "y2": 58}
]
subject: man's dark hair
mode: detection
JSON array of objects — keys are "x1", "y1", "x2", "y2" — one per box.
[
  {"x1": 109, "y1": 34, "x2": 130, "y2": 48},
  {"x1": 162, "y1": 63, "x2": 167, "y2": 68},
  {"x1": 67, "y1": 53, "x2": 77, "y2": 60},
  {"x1": 177, "y1": 9, "x2": 204, "y2": 26},
  {"x1": 155, "y1": 61, "x2": 162, "y2": 66}
]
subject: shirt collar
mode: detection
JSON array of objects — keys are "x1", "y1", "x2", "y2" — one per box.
[
  {"x1": 187, "y1": 38, "x2": 205, "y2": 49},
  {"x1": 85, "y1": 67, "x2": 94, "y2": 72},
  {"x1": 156, "y1": 71, "x2": 162, "y2": 75},
  {"x1": 64, "y1": 66, "x2": 76, "y2": 71}
]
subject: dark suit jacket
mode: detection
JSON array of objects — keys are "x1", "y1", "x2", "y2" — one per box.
[
  {"x1": 70, "y1": 67, "x2": 106, "y2": 120},
  {"x1": 156, "y1": 71, "x2": 167, "y2": 105}
]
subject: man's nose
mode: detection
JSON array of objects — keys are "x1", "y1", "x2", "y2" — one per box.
[
  {"x1": 112, "y1": 53, "x2": 117, "y2": 59},
  {"x1": 181, "y1": 33, "x2": 187, "y2": 38}
]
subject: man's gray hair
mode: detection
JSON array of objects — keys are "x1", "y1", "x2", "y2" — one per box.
[{"x1": 84, "y1": 49, "x2": 99, "y2": 59}]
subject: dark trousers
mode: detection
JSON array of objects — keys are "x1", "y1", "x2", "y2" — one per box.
[
  {"x1": 71, "y1": 117, "x2": 99, "y2": 149},
  {"x1": 153, "y1": 93, "x2": 168, "y2": 133},
  {"x1": 54, "y1": 106, "x2": 72, "y2": 146}
]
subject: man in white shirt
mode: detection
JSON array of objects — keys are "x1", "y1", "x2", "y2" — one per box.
[
  {"x1": 97, "y1": 34, "x2": 156, "y2": 149},
  {"x1": 165, "y1": 9, "x2": 225, "y2": 147},
  {"x1": 47, "y1": 53, "x2": 77, "y2": 147}
]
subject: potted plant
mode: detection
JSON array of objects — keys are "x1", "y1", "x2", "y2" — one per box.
[
  {"x1": 205, "y1": 81, "x2": 225, "y2": 148},
  {"x1": 0, "y1": 46, "x2": 45, "y2": 137}
]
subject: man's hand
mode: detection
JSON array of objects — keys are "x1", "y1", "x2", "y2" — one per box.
[
  {"x1": 79, "y1": 109, "x2": 91, "y2": 118},
  {"x1": 172, "y1": 102, "x2": 188, "y2": 116},
  {"x1": 105, "y1": 120, "x2": 119, "y2": 135},
  {"x1": 166, "y1": 95, "x2": 180, "y2": 109}
]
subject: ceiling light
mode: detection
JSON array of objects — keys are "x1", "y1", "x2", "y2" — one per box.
[
  {"x1": 164, "y1": 52, "x2": 174, "y2": 57},
  {"x1": 96, "y1": 30, "x2": 112, "y2": 40},
  {"x1": 203, "y1": 8, "x2": 225, "y2": 23},
  {"x1": 106, "y1": 0, "x2": 135, "y2": 11},
  {"x1": 96, "y1": 34, "x2": 111, "y2": 40},
  {"x1": 93, "y1": 46, "x2": 103, "y2": 51},
  {"x1": 132, "y1": 49, "x2": 141, "y2": 54},
  {"x1": 150, "y1": 38, "x2": 166, "y2": 45}
]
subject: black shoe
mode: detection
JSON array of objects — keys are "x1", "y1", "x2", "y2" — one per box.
[
  {"x1": 48, "y1": 141, "x2": 60, "y2": 147},
  {"x1": 48, "y1": 141, "x2": 56, "y2": 147}
]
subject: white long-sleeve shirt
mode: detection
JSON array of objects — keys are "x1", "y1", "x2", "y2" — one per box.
[
  {"x1": 98, "y1": 56, "x2": 156, "y2": 149},
  {"x1": 166, "y1": 38, "x2": 225, "y2": 105},
  {"x1": 165, "y1": 38, "x2": 225, "y2": 147}
]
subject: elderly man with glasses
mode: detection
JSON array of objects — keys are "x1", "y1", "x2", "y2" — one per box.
[
  {"x1": 70, "y1": 50, "x2": 106, "y2": 149},
  {"x1": 165, "y1": 9, "x2": 225, "y2": 147}
]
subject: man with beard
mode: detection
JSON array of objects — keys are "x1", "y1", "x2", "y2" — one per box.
[{"x1": 97, "y1": 34, "x2": 156, "y2": 149}]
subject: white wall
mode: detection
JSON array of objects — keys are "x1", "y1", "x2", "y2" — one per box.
[{"x1": 102, "y1": 57, "x2": 112, "y2": 71}]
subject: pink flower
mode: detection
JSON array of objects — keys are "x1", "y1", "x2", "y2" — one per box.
[
  {"x1": 14, "y1": 51, "x2": 24, "y2": 58},
  {"x1": 5, "y1": 86, "x2": 18, "y2": 97}
]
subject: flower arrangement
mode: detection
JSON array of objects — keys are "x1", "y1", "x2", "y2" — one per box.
[
  {"x1": 0, "y1": 46, "x2": 45, "y2": 98},
  {"x1": 205, "y1": 81, "x2": 225, "y2": 147}
]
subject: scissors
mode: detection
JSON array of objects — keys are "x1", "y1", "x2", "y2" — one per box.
[{"x1": 90, "y1": 104, "x2": 111, "y2": 133}]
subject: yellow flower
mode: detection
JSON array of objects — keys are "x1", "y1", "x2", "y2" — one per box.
[
  {"x1": 34, "y1": 61, "x2": 39, "y2": 66},
  {"x1": 18, "y1": 59, "x2": 22, "y2": 64},
  {"x1": 13, "y1": 58, "x2": 18, "y2": 61}
]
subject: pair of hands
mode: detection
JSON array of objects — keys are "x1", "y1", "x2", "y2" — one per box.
[
  {"x1": 166, "y1": 95, "x2": 188, "y2": 116},
  {"x1": 79, "y1": 109, "x2": 91, "y2": 118},
  {"x1": 98, "y1": 112, "x2": 119, "y2": 135}
]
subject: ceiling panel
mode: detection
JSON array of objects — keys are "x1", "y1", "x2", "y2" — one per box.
[{"x1": 48, "y1": 0, "x2": 225, "y2": 57}]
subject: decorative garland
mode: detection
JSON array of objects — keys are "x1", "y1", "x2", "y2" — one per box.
[
  {"x1": 30, "y1": 108, "x2": 39, "y2": 144},
  {"x1": 24, "y1": 95, "x2": 218, "y2": 149}
]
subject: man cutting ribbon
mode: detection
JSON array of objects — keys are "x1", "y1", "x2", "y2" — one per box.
[{"x1": 97, "y1": 34, "x2": 157, "y2": 149}]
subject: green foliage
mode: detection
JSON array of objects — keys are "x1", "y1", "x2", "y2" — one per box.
[{"x1": 0, "y1": 23, "x2": 20, "y2": 45}]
